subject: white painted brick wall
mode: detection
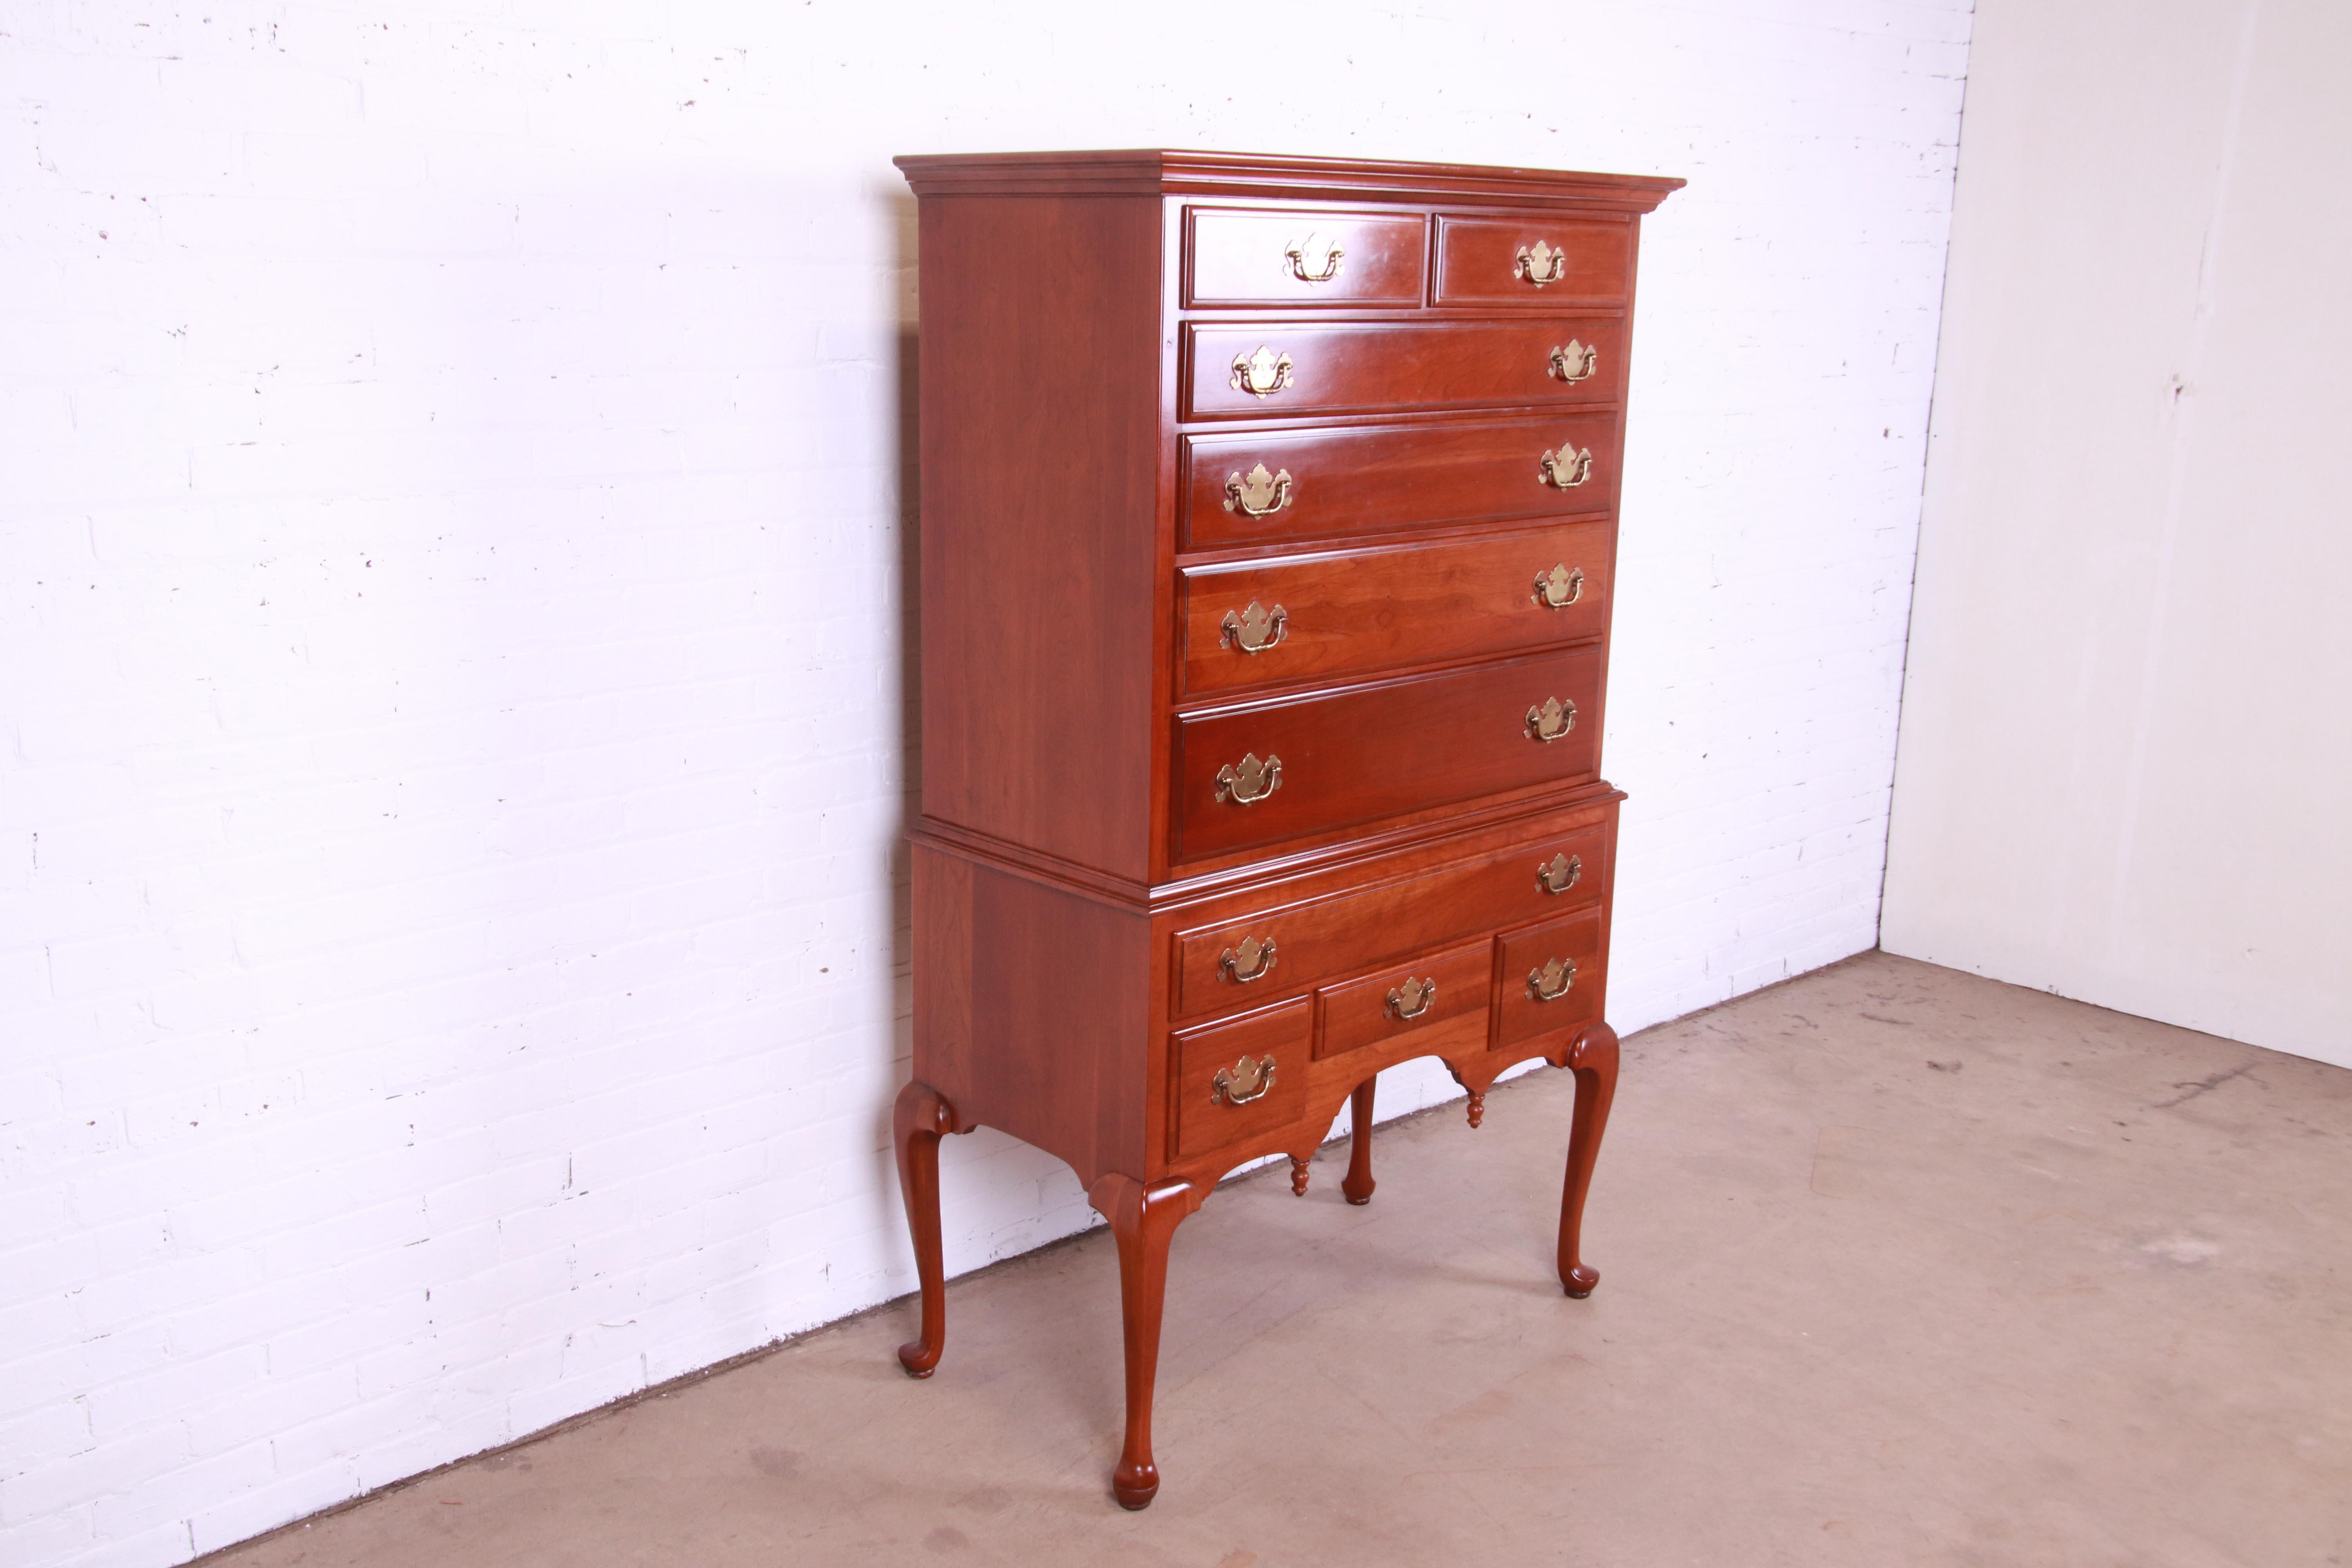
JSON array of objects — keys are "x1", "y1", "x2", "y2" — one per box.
[{"x1": 0, "y1": 2, "x2": 1971, "y2": 1561}]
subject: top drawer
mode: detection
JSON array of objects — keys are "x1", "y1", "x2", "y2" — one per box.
[
  {"x1": 1185, "y1": 208, "x2": 1428, "y2": 308},
  {"x1": 1434, "y1": 216, "x2": 1631, "y2": 305}
]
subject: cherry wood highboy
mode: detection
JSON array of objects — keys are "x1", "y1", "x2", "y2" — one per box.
[{"x1": 891, "y1": 150, "x2": 1680, "y2": 1508}]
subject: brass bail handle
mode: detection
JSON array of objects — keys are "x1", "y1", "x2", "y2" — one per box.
[
  {"x1": 1533, "y1": 564, "x2": 1586, "y2": 609},
  {"x1": 1548, "y1": 340, "x2": 1599, "y2": 384},
  {"x1": 1525, "y1": 696, "x2": 1577, "y2": 743},
  {"x1": 1211, "y1": 1054, "x2": 1278, "y2": 1106},
  {"x1": 1536, "y1": 853, "x2": 1583, "y2": 895},
  {"x1": 1284, "y1": 233, "x2": 1344, "y2": 283},
  {"x1": 1215, "y1": 751, "x2": 1283, "y2": 804},
  {"x1": 1385, "y1": 976, "x2": 1437, "y2": 1021},
  {"x1": 1540, "y1": 446, "x2": 1593, "y2": 490},
  {"x1": 1218, "y1": 935, "x2": 1277, "y2": 984},
  {"x1": 1515, "y1": 240, "x2": 1570, "y2": 286},
  {"x1": 1223, "y1": 463, "x2": 1294, "y2": 518},
  {"x1": 1230, "y1": 346, "x2": 1294, "y2": 398},
  {"x1": 1219, "y1": 600, "x2": 1287, "y2": 654},
  {"x1": 1527, "y1": 957, "x2": 1577, "y2": 1002}
]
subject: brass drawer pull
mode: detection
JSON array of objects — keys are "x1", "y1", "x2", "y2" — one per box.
[
  {"x1": 1548, "y1": 340, "x2": 1599, "y2": 384},
  {"x1": 1534, "y1": 564, "x2": 1586, "y2": 609},
  {"x1": 1218, "y1": 935, "x2": 1278, "y2": 984},
  {"x1": 1525, "y1": 697, "x2": 1577, "y2": 743},
  {"x1": 1211, "y1": 1054, "x2": 1278, "y2": 1106},
  {"x1": 1284, "y1": 234, "x2": 1344, "y2": 283},
  {"x1": 1230, "y1": 346, "x2": 1294, "y2": 398},
  {"x1": 1218, "y1": 600, "x2": 1288, "y2": 654},
  {"x1": 1385, "y1": 976, "x2": 1437, "y2": 1021},
  {"x1": 1215, "y1": 752, "x2": 1283, "y2": 805},
  {"x1": 1537, "y1": 853, "x2": 1583, "y2": 895},
  {"x1": 1527, "y1": 957, "x2": 1577, "y2": 1002},
  {"x1": 1223, "y1": 463, "x2": 1294, "y2": 517},
  {"x1": 1515, "y1": 241, "x2": 1569, "y2": 286},
  {"x1": 1539, "y1": 446, "x2": 1593, "y2": 490}
]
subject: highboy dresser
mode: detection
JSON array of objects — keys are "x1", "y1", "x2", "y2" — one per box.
[{"x1": 891, "y1": 151, "x2": 1680, "y2": 1508}]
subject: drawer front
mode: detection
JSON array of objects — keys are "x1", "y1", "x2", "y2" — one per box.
[
  {"x1": 1185, "y1": 318, "x2": 1626, "y2": 421},
  {"x1": 1185, "y1": 208, "x2": 1428, "y2": 307},
  {"x1": 1180, "y1": 521, "x2": 1613, "y2": 698},
  {"x1": 1181, "y1": 414, "x2": 1618, "y2": 551},
  {"x1": 1434, "y1": 216, "x2": 1632, "y2": 306},
  {"x1": 1315, "y1": 939, "x2": 1494, "y2": 1062},
  {"x1": 1175, "y1": 648, "x2": 1603, "y2": 862},
  {"x1": 1171, "y1": 998, "x2": 1313, "y2": 1160},
  {"x1": 1496, "y1": 908, "x2": 1606, "y2": 1047},
  {"x1": 1174, "y1": 822, "x2": 1605, "y2": 1018}
]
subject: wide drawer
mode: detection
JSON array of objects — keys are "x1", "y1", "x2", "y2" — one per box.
[
  {"x1": 1496, "y1": 908, "x2": 1606, "y2": 1048},
  {"x1": 1173, "y1": 821, "x2": 1605, "y2": 1018},
  {"x1": 1175, "y1": 648, "x2": 1603, "y2": 862},
  {"x1": 1185, "y1": 207, "x2": 1427, "y2": 307},
  {"x1": 1433, "y1": 215, "x2": 1632, "y2": 306},
  {"x1": 1180, "y1": 520, "x2": 1613, "y2": 697},
  {"x1": 1185, "y1": 318, "x2": 1626, "y2": 421},
  {"x1": 1171, "y1": 998, "x2": 1313, "y2": 1160},
  {"x1": 1181, "y1": 413, "x2": 1618, "y2": 551},
  {"x1": 1314, "y1": 939, "x2": 1494, "y2": 1062}
]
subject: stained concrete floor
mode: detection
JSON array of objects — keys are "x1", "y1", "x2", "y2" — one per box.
[{"x1": 213, "y1": 952, "x2": 2352, "y2": 1568}]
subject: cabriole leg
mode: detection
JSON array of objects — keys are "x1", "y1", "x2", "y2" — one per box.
[
  {"x1": 1558, "y1": 1023, "x2": 1620, "y2": 1298},
  {"x1": 1342, "y1": 1076, "x2": 1378, "y2": 1205},
  {"x1": 893, "y1": 1081, "x2": 963, "y2": 1376},
  {"x1": 1087, "y1": 1173, "x2": 1204, "y2": 1510}
]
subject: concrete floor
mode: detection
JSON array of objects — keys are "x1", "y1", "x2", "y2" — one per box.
[{"x1": 214, "y1": 953, "x2": 2352, "y2": 1567}]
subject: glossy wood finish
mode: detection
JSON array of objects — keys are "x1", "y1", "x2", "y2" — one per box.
[
  {"x1": 1313, "y1": 938, "x2": 1492, "y2": 1062},
  {"x1": 1180, "y1": 416, "x2": 1618, "y2": 552},
  {"x1": 1174, "y1": 646, "x2": 1604, "y2": 860},
  {"x1": 1557, "y1": 1023, "x2": 1619, "y2": 1296},
  {"x1": 897, "y1": 150, "x2": 1677, "y2": 1508},
  {"x1": 1184, "y1": 318, "x2": 1627, "y2": 421},
  {"x1": 914, "y1": 194, "x2": 1161, "y2": 882},
  {"x1": 1433, "y1": 214, "x2": 1633, "y2": 305},
  {"x1": 1342, "y1": 1077, "x2": 1378, "y2": 1204},
  {"x1": 1087, "y1": 1173, "x2": 1204, "y2": 1508},
  {"x1": 1179, "y1": 521, "x2": 1613, "y2": 697},
  {"x1": 1185, "y1": 207, "x2": 1427, "y2": 306},
  {"x1": 1169, "y1": 998, "x2": 1312, "y2": 1160},
  {"x1": 1496, "y1": 906, "x2": 1608, "y2": 1048},
  {"x1": 892, "y1": 1081, "x2": 966, "y2": 1377},
  {"x1": 1172, "y1": 819, "x2": 1606, "y2": 1017}
]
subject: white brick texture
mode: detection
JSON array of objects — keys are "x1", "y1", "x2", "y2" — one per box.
[{"x1": 0, "y1": 3, "x2": 1971, "y2": 1562}]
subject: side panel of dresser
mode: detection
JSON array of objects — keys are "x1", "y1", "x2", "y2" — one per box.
[
  {"x1": 914, "y1": 193, "x2": 1164, "y2": 883},
  {"x1": 913, "y1": 843, "x2": 1152, "y2": 1186}
]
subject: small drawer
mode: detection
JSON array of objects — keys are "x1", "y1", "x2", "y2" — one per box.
[
  {"x1": 1495, "y1": 907, "x2": 1606, "y2": 1049},
  {"x1": 1174, "y1": 647, "x2": 1603, "y2": 863},
  {"x1": 1174, "y1": 822, "x2": 1606, "y2": 1018},
  {"x1": 1185, "y1": 319, "x2": 1625, "y2": 421},
  {"x1": 1180, "y1": 521, "x2": 1613, "y2": 698},
  {"x1": 1185, "y1": 207, "x2": 1427, "y2": 308},
  {"x1": 1434, "y1": 216, "x2": 1633, "y2": 306},
  {"x1": 1315, "y1": 940, "x2": 1494, "y2": 1062},
  {"x1": 1171, "y1": 998, "x2": 1312, "y2": 1160},
  {"x1": 1181, "y1": 413, "x2": 1618, "y2": 552}
]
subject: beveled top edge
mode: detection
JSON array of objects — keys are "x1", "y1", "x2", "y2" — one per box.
[{"x1": 891, "y1": 149, "x2": 1684, "y2": 212}]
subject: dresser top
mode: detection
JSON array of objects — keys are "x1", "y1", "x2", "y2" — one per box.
[{"x1": 893, "y1": 149, "x2": 1683, "y2": 212}]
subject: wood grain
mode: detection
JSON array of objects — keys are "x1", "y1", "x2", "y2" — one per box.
[
  {"x1": 1180, "y1": 415, "x2": 1619, "y2": 552},
  {"x1": 1179, "y1": 520, "x2": 1613, "y2": 696},
  {"x1": 1185, "y1": 207, "x2": 1426, "y2": 307},
  {"x1": 1173, "y1": 646, "x2": 1605, "y2": 860},
  {"x1": 1184, "y1": 318, "x2": 1628, "y2": 421}
]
